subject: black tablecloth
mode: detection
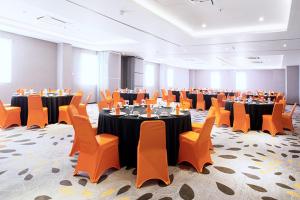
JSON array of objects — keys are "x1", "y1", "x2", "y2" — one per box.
[
  {"x1": 97, "y1": 106, "x2": 192, "y2": 167},
  {"x1": 187, "y1": 94, "x2": 218, "y2": 110},
  {"x1": 171, "y1": 91, "x2": 190, "y2": 102},
  {"x1": 224, "y1": 92, "x2": 235, "y2": 96},
  {"x1": 120, "y1": 93, "x2": 149, "y2": 105},
  {"x1": 11, "y1": 95, "x2": 73, "y2": 126},
  {"x1": 225, "y1": 101, "x2": 274, "y2": 130}
]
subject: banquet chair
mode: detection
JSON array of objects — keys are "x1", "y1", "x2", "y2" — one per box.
[
  {"x1": 282, "y1": 103, "x2": 297, "y2": 132},
  {"x1": 146, "y1": 91, "x2": 159, "y2": 105},
  {"x1": 105, "y1": 89, "x2": 112, "y2": 100},
  {"x1": 178, "y1": 116, "x2": 215, "y2": 173},
  {"x1": 211, "y1": 98, "x2": 231, "y2": 127},
  {"x1": 196, "y1": 93, "x2": 205, "y2": 111},
  {"x1": 112, "y1": 91, "x2": 125, "y2": 107},
  {"x1": 180, "y1": 91, "x2": 193, "y2": 108},
  {"x1": 27, "y1": 95, "x2": 48, "y2": 129},
  {"x1": 232, "y1": 102, "x2": 250, "y2": 133},
  {"x1": 262, "y1": 103, "x2": 284, "y2": 136},
  {"x1": 161, "y1": 89, "x2": 168, "y2": 101},
  {"x1": 275, "y1": 94, "x2": 283, "y2": 103},
  {"x1": 136, "y1": 120, "x2": 170, "y2": 188},
  {"x1": 279, "y1": 99, "x2": 286, "y2": 113},
  {"x1": 58, "y1": 94, "x2": 82, "y2": 124},
  {"x1": 217, "y1": 93, "x2": 226, "y2": 108},
  {"x1": 167, "y1": 90, "x2": 176, "y2": 102},
  {"x1": 180, "y1": 99, "x2": 191, "y2": 110},
  {"x1": 72, "y1": 115, "x2": 120, "y2": 183},
  {"x1": 78, "y1": 94, "x2": 92, "y2": 117},
  {"x1": 0, "y1": 100, "x2": 21, "y2": 129},
  {"x1": 133, "y1": 93, "x2": 145, "y2": 105},
  {"x1": 98, "y1": 100, "x2": 109, "y2": 111},
  {"x1": 67, "y1": 105, "x2": 80, "y2": 156}
]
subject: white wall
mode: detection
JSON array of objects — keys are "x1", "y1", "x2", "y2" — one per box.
[
  {"x1": 194, "y1": 69, "x2": 285, "y2": 92},
  {"x1": 159, "y1": 64, "x2": 190, "y2": 90},
  {"x1": 0, "y1": 31, "x2": 57, "y2": 103}
]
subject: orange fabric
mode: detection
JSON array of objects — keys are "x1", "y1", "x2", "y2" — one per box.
[
  {"x1": 262, "y1": 103, "x2": 284, "y2": 136},
  {"x1": 196, "y1": 93, "x2": 205, "y2": 111},
  {"x1": 78, "y1": 94, "x2": 92, "y2": 117},
  {"x1": 279, "y1": 99, "x2": 286, "y2": 113},
  {"x1": 282, "y1": 103, "x2": 297, "y2": 132},
  {"x1": 112, "y1": 91, "x2": 125, "y2": 107},
  {"x1": 217, "y1": 93, "x2": 226, "y2": 107},
  {"x1": 105, "y1": 90, "x2": 112, "y2": 99},
  {"x1": 133, "y1": 93, "x2": 145, "y2": 105},
  {"x1": 180, "y1": 91, "x2": 192, "y2": 108},
  {"x1": 233, "y1": 102, "x2": 250, "y2": 133},
  {"x1": 180, "y1": 99, "x2": 191, "y2": 109},
  {"x1": 211, "y1": 98, "x2": 230, "y2": 127},
  {"x1": 167, "y1": 90, "x2": 176, "y2": 102},
  {"x1": 98, "y1": 101, "x2": 109, "y2": 111},
  {"x1": 178, "y1": 116, "x2": 215, "y2": 172},
  {"x1": 0, "y1": 100, "x2": 21, "y2": 129},
  {"x1": 59, "y1": 94, "x2": 82, "y2": 124},
  {"x1": 136, "y1": 120, "x2": 170, "y2": 188},
  {"x1": 146, "y1": 91, "x2": 159, "y2": 105},
  {"x1": 72, "y1": 115, "x2": 120, "y2": 183},
  {"x1": 27, "y1": 95, "x2": 48, "y2": 128},
  {"x1": 161, "y1": 89, "x2": 168, "y2": 101},
  {"x1": 67, "y1": 105, "x2": 80, "y2": 156}
]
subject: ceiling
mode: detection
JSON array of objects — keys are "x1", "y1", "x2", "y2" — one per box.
[{"x1": 0, "y1": 0, "x2": 299, "y2": 70}]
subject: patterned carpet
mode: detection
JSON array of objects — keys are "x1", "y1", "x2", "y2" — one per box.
[{"x1": 0, "y1": 104, "x2": 300, "y2": 200}]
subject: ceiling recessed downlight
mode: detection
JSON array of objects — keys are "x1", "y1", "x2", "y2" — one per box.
[
  {"x1": 202, "y1": 24, "x2": 207, "y2": 28},
  {"x1": 283, "y1": 43, "x2": 287, "y2": 48}
]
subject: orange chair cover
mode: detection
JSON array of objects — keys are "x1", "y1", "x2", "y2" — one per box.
[
  {"x1": 262, "y1": 103, "x2": 284, "y2": 136},
  {"x1": 233, "y1": 102, "x2": 250, "y2": 133},
  {"x1": 0, "y1": 100, "x2": 21, "y2": 129},
  {"x1": 27, "y1": 95, "x2": 48, "y2": 128}
]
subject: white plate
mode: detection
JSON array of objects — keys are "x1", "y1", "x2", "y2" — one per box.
[
  {"x1": 109, "y1": 112, "x2": 127, "y2": 116},
  {"x1": 140, "y1": 114, "x2": 158, "y2": 118},
  {"x1": 180, "y1": 109, "x2": 189, "y2": 111},
  {"x1": 102, "y1": 108, "x2": 110, "y2": 111},
  {"x1": 170, "y1": 112, "x2": 185, "y2": 116}
]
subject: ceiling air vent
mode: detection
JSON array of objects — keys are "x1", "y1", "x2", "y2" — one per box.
[
  {"x1": 247, "y1": 56, "x2": 261, "y2": 60},
  {"x1": 189, "y1": 0, "x2": 214, "y2": 5},
  {"x1": 252, "y1": 61, "x2": 263, "y2": 64},
  {"x1": 36, "y1": 15, "x2": 69, "y2": 28}
]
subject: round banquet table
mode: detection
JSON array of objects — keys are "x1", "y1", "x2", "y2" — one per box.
[
  {"x1": 97, "y1": 106, "x2": 192, "y2": 167},
  {"x1": 120, "y1": 93, "x2": 149, "y2": 105},
  {"x1": 187, "y1": 93, "x2": 218, "y2": 110},
  {"x1": 224, "y1": 101, "x2": 274, "y2": 130},
  {"x1": 246, "y1": 94, "x2": 276, "y2": 101},
  {"x1": 11, "y1": 95, "x2": 73, "y2": 126}
]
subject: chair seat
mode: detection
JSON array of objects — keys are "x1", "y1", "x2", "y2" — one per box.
[
  {"x1": 96, "y1": 134, "x2": 118, "y2": 146},
  {"x1": 192, "y1": 122, "x2": 203, "y2": 132},
  {"x1": 263, "y1": 115, "x2": 272, "y2": 120},
  {"x1": 220, "y1": 109, "x2": 230, "y2": 115},
  {"x1": 180, "y1": 131, "x2": 199, "y2": 142}
]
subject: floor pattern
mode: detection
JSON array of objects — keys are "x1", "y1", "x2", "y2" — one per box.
[{"x1": 0, "y1": 104, "x2": 300, "y2": 200}]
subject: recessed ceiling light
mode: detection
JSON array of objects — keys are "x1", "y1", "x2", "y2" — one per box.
[
  {"x1": 202, "y1": 24, "x2": 207, "y2": 28},
  {"x1": 283, "y1": 43, "x2": 287, "y2": 48},
  {"x1": 259, "y1": 17, "x2": 264, "y2": 22}
]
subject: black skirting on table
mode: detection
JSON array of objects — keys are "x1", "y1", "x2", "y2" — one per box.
[
  {"x1": 120, "y1": 93, "x2": 149, "y2": 105},
  {"x1": 225, "y1": 101, "x2": 274, "y2": 130},
  {"x1": 97, "y1": 107, "x2": 192, "y2": 167},
  {"x1": 11, "y1": 95, "x2": 73, "y2": 126}
]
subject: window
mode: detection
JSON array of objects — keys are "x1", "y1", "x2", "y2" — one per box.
[
  {"x1": 79, "y1": 53, "x2": 98, "y2": 85},
  {"x1": 210, "y1": 71, "x2": 220, "y2": 89},
  {"x1": 235, "y1": 71, "x2": 247, "y2": 90},
  {"x1": 167, "y1": 68, "x2": 174, "y2": 88},
  {"x1": 144, "y1": 64, "x2": 155, "y2": 87},
  {"x1": 0, "y1": 38, "x2": 12, "y2": 83}
]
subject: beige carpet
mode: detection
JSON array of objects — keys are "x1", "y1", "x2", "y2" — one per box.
[{"x1": 0, "y1": 104, "x2": 300, "y2": 200}]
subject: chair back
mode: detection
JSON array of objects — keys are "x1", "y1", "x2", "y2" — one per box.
[
  {"x1": 138, "y1": 120, "x2": 166, "y2": 152},
  {"x1": 105, "y1": 89, "x2": 111, "y2": 98},
  {"x1": 272, "y1": 103, "x2": 283, "y2": 129},
  {"x1": 136, "y1": 93, "x2": 145, "y2": 104},
  {"x1": 181, "y1": 91, "x2": 187, "y2": 99},
  {"x1": 217, "y1": 93, "x2": 225, "y2": 107},
  {"x1": 275, "y1": 95, "x2": 283, "y2": 103},
  {"x1": 0, "y1": 100, "x2": 7, "y2": 115},
  {"x1": 211, "y1": 98, "x2": 220, "y2": 115},
  {"x1": 167, "y1": 90, "x2": 173, "y2": 97},
  {"x1": 70, "y1": 94, "x2": 82, "y2": 108},
  {"x1": 67, "y1": 104, "x2": 79, "y2": 125},
  {"x1": 207, "y1": 106, "x2": 215, "y2": 117},
  {"x1": 161, "y1": 89, "x2": 168, "y2": 100},
  {"x1": 98, "y1": 101, "x2": 109, "y2": 111},
  {"x1": 197, "y1": 116, "x2": 215, "y2": 145},
  {"x1": 28, "y1": 95, "x2": 43, "y2": 111},
  {"x1": 72, "y1": 115, "x2": 99, "y2": 153},
  {"x1": 279, "y1": 99, "x2": 286, "y2": 113},
  {"x1": 233, "y1": 102, "x2": 246, "y2": 121},
  {"x1": 197, "y1": 93, "x2": 204, "y2": 102},
  {"x1": 113, "y1": 91, "x2": 121, "y2": 101},
  {"x1": 153, "y1": 91, "x2": 159, "y2": 100}
]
